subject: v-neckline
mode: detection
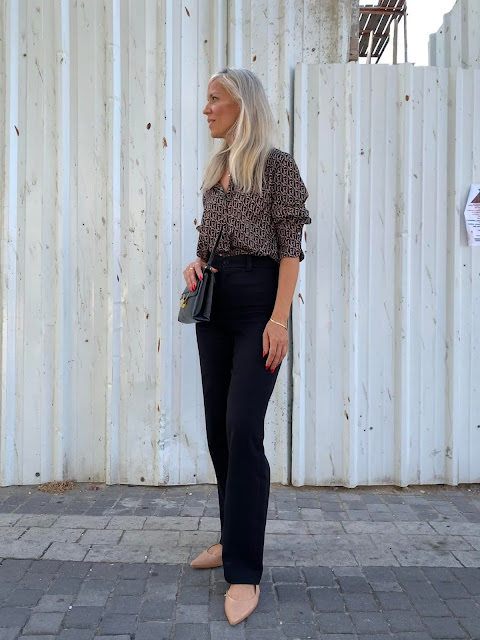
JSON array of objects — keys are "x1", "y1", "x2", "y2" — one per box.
[
  {"x1": 219, "y1": 177, "x2": 230, "y2": 193},
  {"x1": 217, "y1": 169, "x2": 232, "y2": 194}
]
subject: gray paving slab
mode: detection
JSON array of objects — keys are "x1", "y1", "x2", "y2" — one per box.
[{"x1": 1, "y1": 482, "x2": 480, "y2": 637}]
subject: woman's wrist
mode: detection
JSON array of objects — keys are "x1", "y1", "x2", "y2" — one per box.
[{"x1": 271, "y1": 310, "x2": 289, "y2": 326}]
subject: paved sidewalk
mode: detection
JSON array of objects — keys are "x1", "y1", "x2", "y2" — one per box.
[{"x1": 1, "y1": 482, "x2": 480, "y2": 639}]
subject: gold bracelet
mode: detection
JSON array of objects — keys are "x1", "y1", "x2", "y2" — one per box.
[{"x1": 269, "y1": 317, "x2": 288, "y2": 330}]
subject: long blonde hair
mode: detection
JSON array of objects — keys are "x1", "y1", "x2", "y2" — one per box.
[{"x1": 201, "y1": 67, "x2": 277, "y2": 195}]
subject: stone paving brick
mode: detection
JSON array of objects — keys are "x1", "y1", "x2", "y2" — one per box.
[
  {"x1": 316, "y1": 611, "x2": 355, "y2": 634},
  {"x1": 57, "y1": 561, "x2": 91, "y2": 578},
  {"x1": 111, "y1": 577, "x2": 146, "y2": 595},
  {"x1": 243, "y1": 611, "x2": 278, "y2": 628},
  {"x1": 135, "y1": 621, "x2": 172, "y2": 640},
  {"x1": 459, "y1": 617, "x2": 480, "y2": 639},
  {"x1": 385, "y1": 609, "x2": 425, "y2": 632},
  {"x1": 138, "y1": 597, "x2": 175, "y2": 621},
  {"x1": 375, "y1": 590, "x2": 412, "y2": 610},
  {"x1": 445, "y1": 597, "x2": 480, "y2": 618},
  {"x1": 43, "y1": 542, "x2": 88, "y2": 561},
  {"x1": 144, "y1": 580, "x2": 178, "y2": 600},
  {"x1": 83, "y1": 544, "x2": 150, "y2": 563},
  {"x1": 62, "y1": 605, "x2": 103, "y2": 628},
  {"x1": 46, "y1": 576, "x2": 84, "y2": 595},
  {"x1": 244, "y1": 630, "x2": 283, "y2": 640},
  {"x1": 0, "y1": 606, "x2": 30, "y2": 627},
  {"x1": 0, "y1": 582, "x2": 16, "y2": 605},
  {"x1": 349, "y1": 610, "x2": 391, "y2": 634},
  {"x1": 342, "y1": 593, "x2": 380, "y2": 611},
  {"x1": 337, "y1": 576, "x2": 372, "y2": 593},
  {"x1": 172, "y1": 622, "x2": 209, "y2": 639},
  {"x1": 96, "y1": 613, "x2": 137, "y2": 635},
  {"x1": 105, "y1": 594, "x2": 142, "y2": 613},
  {"x1": 22, "y1": 611, "x2": 65, "y2": 634},
  {"x1": 2, "y1": 588, "x2": 43, "y2": 607},
  {"x1": 175, "y1": 603, "x2": 208, "y2": 623},
  {"x1": 271, "y1": 567, "x2": 304, "y2": 583},
  {"x1": 412, "y1": 597, "x2": 451, "y2": 617},
  {"x1": 277, "y1": 603, "x2": 314, "y2": 625},
  {"x1": 176, "y1": 585, "x2": 209, "y2": 605},
  {"x1": 34, "y1": 593, "x2": 75, "y2": 612},
  {"x1": 308, "y1": 587, "x2": 345, "y2": 612},
  {"x1": 74, "y1": 589, "x2": 110, "y2": 607},
  {"x1": 148, "y1": 547, "x2": 191, "y2": 563},
  {"x1": 0, "y1": 541, "x2": 48, "y2": 559},
  {"x1": 77, "y1": 529, "x2": 122, "y2": 545},
  {"x1": 302, "y1": 567, "x2": 336, "y2": 587},
  {"x1": 279, "y1": 621, "x2": 319, "y2": 637},
  {"x1": 423, "y1": 615, "x2": 470, "y2": 638},
  {"x1": 210, "y1": 620, "x2": 246, "y2": 639}
]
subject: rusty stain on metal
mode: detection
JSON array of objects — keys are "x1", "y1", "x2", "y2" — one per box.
[
  {"x1": 147, "y1": 123, "x2": 151, "y2": 129},
  {"x1": 286, "y1": 109, "x2": 290, "y2": 125},
  {"x1": 185, "y1": 7, "x2": 190, "y2": 17},
  {"x1": 163, "y1": 137, "x2": 167, "y2": 147},
  {"x1": 14, "y1": 125, "x2": 19, "y2": 136},
  {"x1": 298, "y1": 292, "x2": 304, "y2": 304}
]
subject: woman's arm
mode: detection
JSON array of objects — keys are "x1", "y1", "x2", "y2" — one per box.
[
  {"x1": 262, "y1": 256, "x2": 299, "y2": 372},
  {"x1": 271, "y1": 256, "x2": 299, "y2": 326}
]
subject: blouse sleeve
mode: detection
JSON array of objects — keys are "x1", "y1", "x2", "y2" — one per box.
[{"x1": 270, "y1": 153, "x2": 311, "y2": 261}]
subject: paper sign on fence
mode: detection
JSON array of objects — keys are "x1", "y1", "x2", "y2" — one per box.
[{"x1": 464, "y1": 184, "x2": 480, "y2": 246}]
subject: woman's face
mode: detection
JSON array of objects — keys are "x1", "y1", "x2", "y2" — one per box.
[{"x1": 203, "y1": 79, "x2": 240, "y2": 143}]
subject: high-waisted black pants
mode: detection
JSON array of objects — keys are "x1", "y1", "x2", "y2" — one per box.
[{"x1": 195, "y1": 253, "x2": 281, "y2": 585}]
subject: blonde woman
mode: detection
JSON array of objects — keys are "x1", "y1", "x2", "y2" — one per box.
[{"x1": 183, "y1": 67, "x2": 311, "y2": 625}]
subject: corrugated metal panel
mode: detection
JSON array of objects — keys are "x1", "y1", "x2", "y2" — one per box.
[
  {"x1": 0, "y1": 0, "x2": 355, "y2": 487},
  {"x1": 227, "y1": 0, "x2": 357, "y2": 489},
  {"x1": 429, "y1": 0, "x2": 480, "y2": 69},
  {"x1": 292, "y1": 62, "x2": 480, "y2": 486}
]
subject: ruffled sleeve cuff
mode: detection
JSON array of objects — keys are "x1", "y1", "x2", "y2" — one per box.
[{"x1": 271, "y1": 153, "x2": 311, "y2": 262}]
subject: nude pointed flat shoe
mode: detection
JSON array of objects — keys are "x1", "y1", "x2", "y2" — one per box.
[
  {"x1": 190, "y1": 544, "x2": 223, "y2": 569},
  {"x1": 224, "y1": 584, "x2": 260, "y2": 625}
]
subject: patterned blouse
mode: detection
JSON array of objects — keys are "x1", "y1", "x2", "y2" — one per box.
[{"x1": 196, "y1": 147, "x2": 311, "y2": 263}]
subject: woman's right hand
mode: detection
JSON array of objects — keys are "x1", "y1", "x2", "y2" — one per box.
[{"x1": 183, "y1": 258, "x2": 218, "y2": 291}]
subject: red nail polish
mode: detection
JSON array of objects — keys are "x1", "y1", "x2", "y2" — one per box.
[
  {"x1": 263, "y1": 350, "x2": 266, "y2": 357},
  {"x1": 265, "y1": 365, "x2": 269, "y2": 370},
  {"x1": 270, "y1": 368, "x2": 275, "y2": 373}
]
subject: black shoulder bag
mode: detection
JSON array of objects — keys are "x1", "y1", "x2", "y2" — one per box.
[{"x1": 178, "y1": 229, "x2": 223, "y2": 324}]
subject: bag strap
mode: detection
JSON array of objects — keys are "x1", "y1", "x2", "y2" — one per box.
[{"x1": 205, "y1": 228, "x2": 224, "y2": 270}]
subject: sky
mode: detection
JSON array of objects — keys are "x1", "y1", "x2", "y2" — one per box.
[{"x1": 365, "y1": 0, "x2": 457, "y2": 66}]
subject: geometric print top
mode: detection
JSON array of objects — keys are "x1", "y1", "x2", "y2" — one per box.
[{"x1": 196, "y1": 147, "x2": 312, "y2": 263}]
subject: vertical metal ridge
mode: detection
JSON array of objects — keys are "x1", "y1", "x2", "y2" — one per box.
[
  {"x1": 429, "y1": 0, "x2": 480, "y2": 70},
  {"x1": 105, "y1": 0, "x2": 121, "y2": 484},
  {"x1": 1, "y1": 0, "x2": 19, "y2": 486}
]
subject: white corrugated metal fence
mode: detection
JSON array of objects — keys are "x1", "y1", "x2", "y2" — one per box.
[
  {"x1": 292, "y1": 62, "x2": 480, "y2": 486},
  {"x1": 0, "y1": 0, "x2": 356, "y2": 487}
]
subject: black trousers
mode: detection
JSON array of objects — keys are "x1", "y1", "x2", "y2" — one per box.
[{"x1": 195, "y1": 253, "x2": 281, "y2": 585}]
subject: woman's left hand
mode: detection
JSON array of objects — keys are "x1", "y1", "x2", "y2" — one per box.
[{"x1": 262, "y1": 320, "x2": 288, "y2": 372}]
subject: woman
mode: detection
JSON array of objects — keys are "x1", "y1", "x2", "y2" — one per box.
[{"x1": 183, "y1": 67, "x2": 311, "y2": 625}]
